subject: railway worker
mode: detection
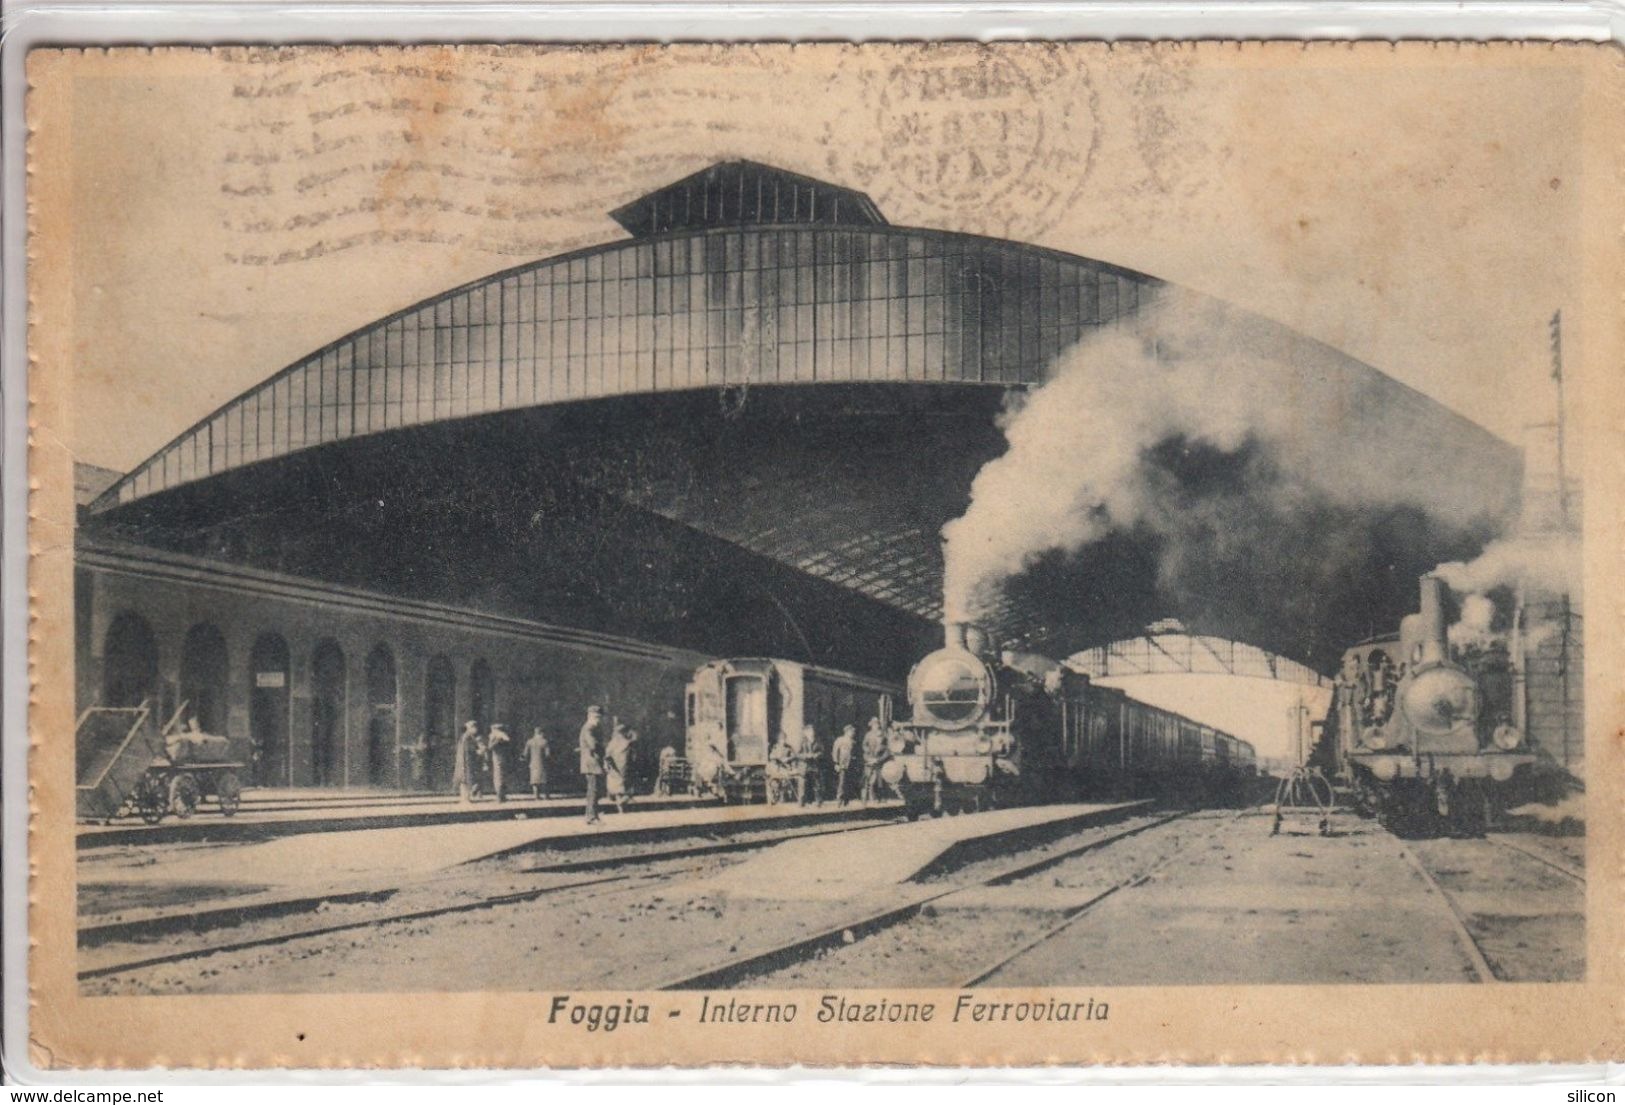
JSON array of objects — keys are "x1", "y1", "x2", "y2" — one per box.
[
  {"x1": 796, "y1": 723, "x2": 825, "y2": 807},
  {"x1": 579, "y1": 705, "x2": 605, "y2": 825},
  {"x1": 525, "y1": 726, "x2": 551, "y2": 800},
  {"x1": 831, "y1": 724, "x2": 856, "y2": 807},
  {"x1": 605, "y1": 724, "x2": 637, "y2": 814},
  {"x1": 452, "y1": 720, "x2": 480, "y2": 804},
  {"x1": 861, "y1": 718, "x2": 887, "y2": 805},
  {"x1": 487, "y1": 723, "x2": 512, "y2": 802},
  {"x1": 656, "y1": 743, "x2": 679, "y2": 796}
]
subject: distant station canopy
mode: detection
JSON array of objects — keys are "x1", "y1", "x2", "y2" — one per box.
[
  {"x1": 1069, "y1": 623, "x2": 1330, "y2": 687},
  {"x1": 608, "y1": 160, "x2": 889, "y2": 238}
]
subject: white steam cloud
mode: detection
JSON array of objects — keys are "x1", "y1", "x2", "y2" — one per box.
[
  {"x1": 1432, "y1": 536, "x2": 1581, "y2": 599},
  {"x1": 940, "y1": 289, "x2": 1519, "y2": 625},
  {"x1": 1434, "y1": 534, "x2": 1580, "y2": 655}
]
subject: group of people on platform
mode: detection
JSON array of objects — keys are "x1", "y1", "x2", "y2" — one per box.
[
  {"x1": 452, "y1": 708, "x2": 903, "y2": 826},
  {"x1": 450, "y1": 706, "x2": 653, "y2": 825},
  {"x1": 696, "y1": 716, "x2": 902, "y2": 808}
]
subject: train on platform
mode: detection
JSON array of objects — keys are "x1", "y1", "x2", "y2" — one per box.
[
  {"x1": 684, "y1": 622, "x2": 1257, "y2": 816},
  {"x1": 882, "y1": 622, "x2": 1256, "y2": 816},
  {"x1": 1314, "y1": 574, "x2": 1536, "y2": 836}
]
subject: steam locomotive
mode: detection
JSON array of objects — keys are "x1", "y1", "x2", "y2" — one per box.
[
  {"x1": 881, "y1": 622, "x2": 1257, "y2": 816},
  {"x1": 1318, "y1": 575, "x2": 1536, "y2": 835}
]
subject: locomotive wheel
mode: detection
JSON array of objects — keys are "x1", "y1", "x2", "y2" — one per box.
[
  {"x1": 133, "y1": 773, "x2": 167, "y2": 825},
  {"x1": 216, "y1": 772, "x2": 243, "y2": 817},
  {"x1": 168, "y1": 773, "x2": 202, "y2": 819}
]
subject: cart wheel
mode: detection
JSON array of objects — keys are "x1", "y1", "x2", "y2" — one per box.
[
  {"x1": 169, "y1": 773, "x2": 201, "y2": 819},
  {"x1": 134, "y1": 773, "x2": 167, "y2": 825},
  {"x1": 217, "y1": 772, "x2": 242, "y2": 817}
]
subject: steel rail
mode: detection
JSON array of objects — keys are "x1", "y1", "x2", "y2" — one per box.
[
  {"x1": 80, "y1": 820, "x2": 898, "y2": 980},
  {"x1": 656, "y1": 810, "x2": 1189, "y2": 991},
  {"x1": 80, "y1": 818, "x2": 896, "y2": 951},
  {"x1": 78, "y1": 871, "x2": 644, "y2": 982},
  {"x1": 1396, "y1": 841, "x2": 1499, "y2": 984},
  {"x1": 956, "y1": 814, "x2": 1235, "y2": 988},
  {"x1": 1488, "y1": 836, "x2": 1585, "y2": 885}
]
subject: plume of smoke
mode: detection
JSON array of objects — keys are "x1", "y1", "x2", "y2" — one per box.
[
  {"x1": 1432, "y1": 535, "x2": 1581, "y2": 598},
  {"x1": 940, "y1": 289, "x2": 1519, "y2": 625},
  {"x1": 1433, "y1": 533, "x2": 1579, "y2": 659}
]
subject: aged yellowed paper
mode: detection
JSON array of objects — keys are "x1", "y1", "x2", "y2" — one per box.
[{"x1": 27, "y1": 42, "x2": 1625, "y2": 1068}]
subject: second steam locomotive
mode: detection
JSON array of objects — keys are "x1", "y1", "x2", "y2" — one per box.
[{"x1": 1317, "y1": 574, "x2": 1537, "y2": 834}]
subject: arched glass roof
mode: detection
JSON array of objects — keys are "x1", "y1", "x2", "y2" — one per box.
[{"x1": 93, "y1": 162, "x2": 1159, "y2": 513}]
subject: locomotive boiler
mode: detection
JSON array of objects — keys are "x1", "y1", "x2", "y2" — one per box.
[{"x1": 1322, "y1": 574, "x2": 1535, "y2": 834}]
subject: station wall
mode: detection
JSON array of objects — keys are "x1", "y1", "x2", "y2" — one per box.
[{"x1": 76, "y1": 539, "x2": 708, "y2": 792}]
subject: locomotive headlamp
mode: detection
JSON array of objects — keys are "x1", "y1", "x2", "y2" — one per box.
[
  {"x1": 974, "y1": 738, "x2": 992, "y2": 754},
  {"x1": 1491, "y1": 723, "x2": 1524, "y2": 752},
  {"x1": 1363, "y1": 728, "x2": 1389, "y2": 751}
]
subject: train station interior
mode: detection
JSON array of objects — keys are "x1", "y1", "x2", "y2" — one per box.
[{"x1": 72, "y1": 159, "x2": 1580, "y2": 797}]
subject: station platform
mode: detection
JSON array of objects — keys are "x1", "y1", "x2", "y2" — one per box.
[
  {"x1": 76, "y1": 786, "x2": 706, "y2": 849},
  {"x1": 704, "y1": 801, "x2": 1150, "y2": 900},
  {"x1": 77, "y1": 797, "x2": 903, "y2": 924}
]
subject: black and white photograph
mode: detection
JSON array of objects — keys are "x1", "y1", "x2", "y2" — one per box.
[{"x1": 24, "y1": 41, "x2": 1618, "y2": 1068}]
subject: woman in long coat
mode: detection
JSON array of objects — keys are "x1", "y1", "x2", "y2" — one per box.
[
  {"x1": 451, "y1": 720, "x2": 479, "y2": 803},
  {"x1": 487, "y1": 723, "x2": 512, "y2": 802},
  {"x1": 525, "y1": 727, "x2": 550, "y2": 800}
]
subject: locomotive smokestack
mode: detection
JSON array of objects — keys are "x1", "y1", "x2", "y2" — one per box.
[
  {"x1": 964, "y1": 624, "x2": 992, "y2": 656},
  {"x1": 945, "y1": 621, "x2": 969, "y2": 650},
  {"x1": 1418, "y1": 574, "x2": 1449, "y2": 667}
]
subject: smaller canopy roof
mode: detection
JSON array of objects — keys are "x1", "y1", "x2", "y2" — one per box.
[{"x1": 609, "y1": 159, "x2": 888, "y2": 237}]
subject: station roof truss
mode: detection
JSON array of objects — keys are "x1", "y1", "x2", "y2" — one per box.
[{"x1": 1068, "y1": 633, "x2": 1331, "y2": 687}]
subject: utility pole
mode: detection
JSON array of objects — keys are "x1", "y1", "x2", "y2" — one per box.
[{"x1": 1550, "y1": 309, "x2": 1570, "y2": 529}]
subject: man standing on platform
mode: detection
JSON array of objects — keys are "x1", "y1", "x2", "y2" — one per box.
[
  {"x1": 861, "y1": 717, "x2": 887, "y2": 805},
  {"x1": 525, "y1": 726, "x2": 551, "y2": 800},
  {"x1": 831, "y1": 724, "x2": 856, "y2": 807},
  {"x1": 579, "y1": 705, "x2": 605, "y2": 825}
]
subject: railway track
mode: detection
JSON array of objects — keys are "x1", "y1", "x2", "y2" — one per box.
[
  {"x1": 1400, "y1": 833, "x2": 1586, "y2": 984},
  {"x1": 1488, "y1": 835, "x2": 1585, "y2": 884},
  {"x1": 657, "y1": 810, "x2": 1194, "y2": 990},
  {"x1": 79, "y1": 817, "x2": 897, "y2": 982},
  {"x1": 955, "y1": 825, "x2": 1212, "y2": 988},
  {"x1": 1396, "y1": 840, "x2": 1498, "y2": 984}
]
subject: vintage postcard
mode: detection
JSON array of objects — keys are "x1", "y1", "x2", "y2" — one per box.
[{"x1": 24, "y1": 41, "x2": 1624, "y2": 1069}]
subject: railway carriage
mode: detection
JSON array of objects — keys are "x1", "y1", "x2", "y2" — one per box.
[{"x1": 683, "y1": 658, "x2": 899, "y2": 803}]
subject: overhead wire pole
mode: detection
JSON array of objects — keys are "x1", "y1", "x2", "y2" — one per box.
[{"x1": 1550, "y1": 309, "x2": 1569, "y2": 528}]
